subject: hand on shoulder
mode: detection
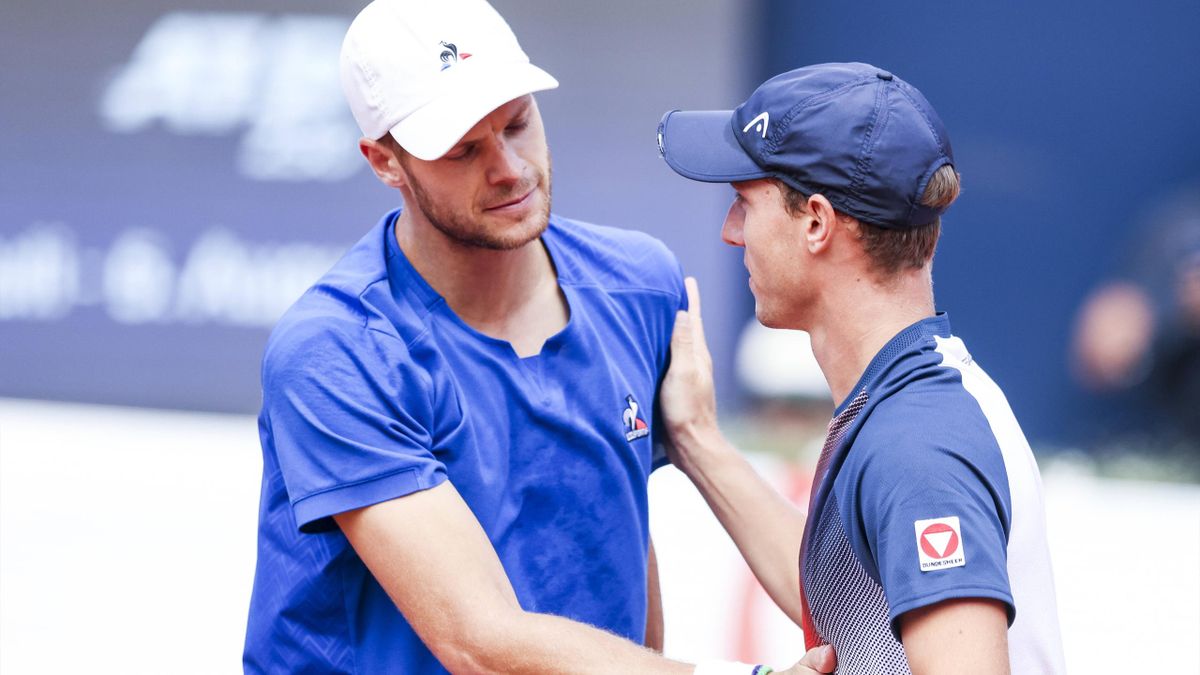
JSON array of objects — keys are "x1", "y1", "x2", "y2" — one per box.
[{"x1": 660, "y1": 277, "x2": 730, "y2": 474}]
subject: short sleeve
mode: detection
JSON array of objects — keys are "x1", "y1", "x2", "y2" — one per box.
[
  {"x1": 855, "y1": 429, "x2": 1016, "y2": 636},
  {"x1": 262, "y1": 319, "x2": 447, "y2": 533}
]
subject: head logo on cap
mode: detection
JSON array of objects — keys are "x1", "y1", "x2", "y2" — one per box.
[
  {"x1": 742, "y1": 111, "x2": 769, "y2": 138},
  {"x1": 658, "y1": 63, "x2": 956, "y2": 229},
  {"x1": 438, "y1": 41, "x2": 472, "y2": 71}
]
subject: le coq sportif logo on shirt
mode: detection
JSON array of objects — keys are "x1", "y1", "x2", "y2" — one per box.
[
  {"x1": 914, "y1": 516, "x2": 966, "y2": 571},
  {"x1": 622, "y1": 394, "x2": 649, "y2": 442}
]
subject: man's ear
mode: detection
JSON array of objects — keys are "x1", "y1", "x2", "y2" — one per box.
[
  {"x1": 359, "y1": 137, "x2": 407, "y2": 189},
  {"x1": 804, "y1": 193, "x2": 839, "y2": 254}
]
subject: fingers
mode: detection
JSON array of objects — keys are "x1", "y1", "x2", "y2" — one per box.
[
  {"x1": 672, "y1": 277, "x2": 701, "y2": 355},
  {"x1": 796, "y1": 644, "x2": 836, "y2": 673},
  {"x1": 684, "y1": 276, "x2": 702, "y2": 321},
  {"x1": 671, "y1": 310, "x2": 693, "y2": 351},
  {"x1": 683, "y1": 277, "x2": 711, "y2": 363}
]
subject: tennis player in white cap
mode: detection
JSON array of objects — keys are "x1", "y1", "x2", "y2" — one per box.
[{"x1": 244, "y1": 1, "x2": 834, "y2": 673}]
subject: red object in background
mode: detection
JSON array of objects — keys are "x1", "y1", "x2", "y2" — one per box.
[{"x1": 732, "y1": 464, "x2": 813, "y2": 661}]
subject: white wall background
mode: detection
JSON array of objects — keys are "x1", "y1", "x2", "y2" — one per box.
[{"x1": 2, "y1": 399, "x2": 1198, "y2": 673}]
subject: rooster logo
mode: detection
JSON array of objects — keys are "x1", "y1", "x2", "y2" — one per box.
[
  {"x1": 439, "y1": 41, "x2": 472, "y2": 71},
  {"x1": 623, "y1": 394, "x2": 649, "y2": 442}
]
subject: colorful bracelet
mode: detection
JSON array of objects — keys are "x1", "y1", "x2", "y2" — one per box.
[{"x1": 693, "y1": 662, "x2": 774, "y2": 675}]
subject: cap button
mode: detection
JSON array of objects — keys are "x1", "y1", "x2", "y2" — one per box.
[{"x1": 876, "y1": 71, "x2": 894, "y2": 81}]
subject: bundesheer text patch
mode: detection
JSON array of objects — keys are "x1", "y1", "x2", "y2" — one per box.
[{"x1": 914, "y1": 516, "x2": 966, "y2": 572}]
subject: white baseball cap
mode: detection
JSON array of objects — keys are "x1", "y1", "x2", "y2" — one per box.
[{"x1": 339, "y1": 0, "x2": 559, "y2": 161}]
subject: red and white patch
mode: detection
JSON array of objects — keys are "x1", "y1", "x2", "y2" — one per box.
[{"x1": 914, "y1": 516, "x2": 966, "y2": 571}]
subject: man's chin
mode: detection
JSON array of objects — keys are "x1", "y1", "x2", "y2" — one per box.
[
  {"x1": 481, "y1": 196, "x2": 551, "y2": 250},
  {"x1": 467, "y1": 210, "x2": 549, "y2": 251},
  {"x1": 754, "y1": 304, "x2": 787, "y2": 330},
  {"x1": 489, "y1": 223, "x2": 547, "y2": 251},
  {"x1": 756, "y1": 305, "x2": 810, "y2": 332}
]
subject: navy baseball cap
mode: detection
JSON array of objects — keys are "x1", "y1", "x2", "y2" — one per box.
[{"x1": 658, "y1": 62, "x2": 955, "y2": 229}]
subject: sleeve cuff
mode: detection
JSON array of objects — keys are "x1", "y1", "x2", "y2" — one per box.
[
  {"x1": 887, "y1": 585, "x2": 1016, "y2": 641},
  {"x1": 293, "y1": 465, "x2": 448, "y2": 533},
  {"x1": 651, "y1": 441, "x2": 673, "y2": 472}
]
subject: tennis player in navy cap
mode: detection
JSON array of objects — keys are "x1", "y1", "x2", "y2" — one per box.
[{"x1": 657, "y1": 63, "x2": 1067, "y2": 674}]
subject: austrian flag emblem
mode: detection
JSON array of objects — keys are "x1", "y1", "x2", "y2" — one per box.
[{"x1": 914, "y1": 516, "x2": 966, "y2": 572}]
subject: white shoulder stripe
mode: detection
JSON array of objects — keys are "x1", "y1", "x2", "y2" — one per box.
[{"x1": 933, "y1": 335, "x2": 1066, "y2": 674}]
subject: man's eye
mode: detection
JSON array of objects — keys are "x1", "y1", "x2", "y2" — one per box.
[
  {"x1": 445, "y1": 145, "x2": 474, "y2": 160},
  {"x1": 506, "y1": 121, "x2": 528, "y2": 133}
]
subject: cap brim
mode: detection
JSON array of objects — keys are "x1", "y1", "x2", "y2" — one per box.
[
  {"x1": 658, "y1": 110, "x2": 769, "y2": 183},
  {"x1": 391, "y1": 61, "x2": 559, "y2": 161}
]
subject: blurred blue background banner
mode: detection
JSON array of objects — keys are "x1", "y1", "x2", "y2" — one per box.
[
  {"x1": 0, "y1": 0, "x2": 753, "y2": 413},
  {"x1": 760, "y1": 0, "x2": 1200, "y2": 444},
  {"x1": 1, "y1": 2, "x2": 381, "y2": 411},
  {"x1": 2, "y1": 0, "x2": 1198, "y2": 445}
]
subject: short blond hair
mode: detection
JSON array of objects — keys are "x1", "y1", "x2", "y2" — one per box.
[{"x1": 776, "y1": 164, "x2": 961, "y2": 276}]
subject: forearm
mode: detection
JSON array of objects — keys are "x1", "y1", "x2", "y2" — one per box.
[
  {"x1": 645, "y1": 538, "x2": 665, "y2": 651},
  {"x1": 674, "y1": 429, "x2": 807, "y2": 625},
  {"x1": 458, "y1": 610, "x2": 692, "y2": 675}
]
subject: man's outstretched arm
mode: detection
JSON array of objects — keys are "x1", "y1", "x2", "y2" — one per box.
[
  {"x1": 646, "y1": 537, "x2": 665, "y2": 652},
  {"x1": 335, "y1": 481, "x2": 691, "y2": 674},
  {"x1": 335, "y1": 479, "x2": 834, "y2": 674},
  {"x1": 659, "y1": 277, "x2": 809, "y2": 626}
]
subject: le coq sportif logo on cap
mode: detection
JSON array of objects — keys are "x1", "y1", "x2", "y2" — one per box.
[{"x1": 439, "y1": 41, "x2": 472, "y2": 71}]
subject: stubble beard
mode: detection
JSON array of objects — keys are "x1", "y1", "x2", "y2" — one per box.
[{"x1": 407, "y1": 155, "x2": 553, "y2": 251}]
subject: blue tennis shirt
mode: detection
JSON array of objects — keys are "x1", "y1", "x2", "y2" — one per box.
[
  {"x1": 244, "y1": 209, "x2": 685, "y2": 673},
  {"x1": 798, "y1": 314, "x2": 1065, "y2": 674}
]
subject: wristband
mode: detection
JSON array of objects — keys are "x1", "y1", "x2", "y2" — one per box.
[{"x1": 693, "y1": 661, "x2": 774, "y2": 675}]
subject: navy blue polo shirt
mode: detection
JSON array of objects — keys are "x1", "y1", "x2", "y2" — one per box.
[{"x1": 798, "y1": 315, "x2": 1065, "y2": 674}]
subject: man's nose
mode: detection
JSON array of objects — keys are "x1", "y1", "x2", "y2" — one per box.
[
  {"x1": 721, "y1": 200, "x2": 745, "y2": 247},
  {"x1": 484, "y1": 138, "x2": 523, "y2": 185}
]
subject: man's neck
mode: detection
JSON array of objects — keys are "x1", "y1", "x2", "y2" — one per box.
[
  {"x1": 808, "y1": 268, "x2": 936, "y2": 407},
  {"x1": 394, "y1": 209, "x2": 566, "y2": 356}
]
